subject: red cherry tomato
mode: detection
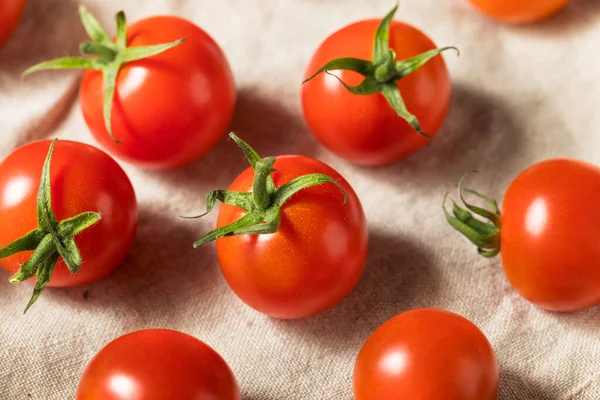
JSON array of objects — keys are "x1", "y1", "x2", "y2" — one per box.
[
  {"x1": 216, "y1": 155, "x2": 368, "y2": 319},
  {"x1": 81, "y1": 16, "x2": 236, "y2": 169},
  {"x1": 447, "y1": 159, "x2": 600, "y2": 311},
  {"x1": 302, "y1": 20, "x2": 451, "y2": 165},
  {"x1": 468, "y1": 0, "x2": 569, "y2": 23},
  {"x1": 77, "y1": 329, "x2": 241, "y2": 400},
  {"x1": 0, "y1": 140, "x2": 137, "y2": 287},
  {"x1": 501, "y1": 159, "x2": 600, "y2": 311},
  {"x1": 353, "y1": 309, "x2": 499, "y2": 400},
  {"x1": 0, "y1": 0, "x2": 25, "y2": 47}
]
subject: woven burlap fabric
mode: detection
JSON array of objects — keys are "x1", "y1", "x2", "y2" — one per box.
[{"x1": 1, "y1": 0, "x2": 599, "y2": 398}]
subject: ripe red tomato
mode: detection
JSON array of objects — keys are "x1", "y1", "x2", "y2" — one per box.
[
  {"x1": 0, "y1": 140, "x2": 137, "y2": 288},
  {"x1": 302, "y1": 19, "x2": 451, "y2": 165},
  {"x1": 215, "y1": 155, "x2": 368, "y2": 319},
  {"x1": 446, "y1": 160, "x2": 600, "y2": 311},
  {"x1": 77, "y1": 329, "x2": 241, "y2": 400},
  {"x1": 0, "y1": 0, "x2": 25, "y2": 46},
  {"x1": 501, "y1": 159, "x2": 600, "y2": 311},
  {"x1": 468, "y1": 0, "x2": 569, "y2": 23},
  {"x1": 353, "y1": 309, "x2": 499, "y2": 400},
  {"x1": 81, "y1": 16, "x2": 236, "y2": 169}
]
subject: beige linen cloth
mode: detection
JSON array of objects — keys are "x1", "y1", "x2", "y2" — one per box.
[{"x1": 1, "y1": 0, "x2": 599, "y2": 399}]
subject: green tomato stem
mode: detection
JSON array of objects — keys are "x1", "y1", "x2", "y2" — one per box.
[
  {"x1": 0, "y1": 140, "x2": 102, "y2": 313},
  {"x1": 302, "y1": 4, "x2": 459, "y2": 139},
  {"x1": 443, "y1": 173, "x2": 502, "y2": 258},
  {"x1": 185, "y1": 133, "x2": 347, "y2": 247}
]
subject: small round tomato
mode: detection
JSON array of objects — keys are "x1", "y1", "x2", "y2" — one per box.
[
  {"x1": 0, "y1": 140, "x2": 136, "y2": 289},
  {"x1": 217, "y1": 156, "x2": 367, "y2": 318},
  {"x1": 501, "y1": 159, "x2": 600, "y2": 311},
  {"x1": 468, "y1": 0, "x2": 569, "y2": 23},
  {"x1": 446, "y1": 159, "x2": 600, "y2": 311},
  {"x1": 0, "y1": 0, "x2": 25, "y2": 47},
  {"x1": 81, "y1": 15, "x2": 236, "y2": 169},
  {"x1": 25, "y1": 8, "x2": 236, "y2": 170},
  {"x1": 77, "y1": 329, "x2": 241, "y2": 400},
  {"x1": 190, "y1": 134, "x2": 368, "y2": 319},
  {"x1": 302, "y1": 7, "x2": 452, "y2": 166},
  {"x1": 353, "y1": 309, "x2": 499, "y2": 400}
]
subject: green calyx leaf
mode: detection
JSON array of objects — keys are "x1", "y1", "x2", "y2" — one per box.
[
  {"x1": 21, "y1": 6, "x2": 186, "y2": 143},
  {"x1": 273, "y1": 174, "x2": 346, "y2": 207},
  {"x1": 79, "y1": 5, "x2": 113, "y2": 46},
  {"x1": 443, "y1": 172, "x2": 502, "y2": 258},
  {"x1": 325, "y1": 74, "x2": 383, "y2": 96},
  {"x1": 395, "y1": 46, "x2": 459, "y2": 79},
  {"x1": 229, "y1": 134, "x2": 277, "y2": 195},
  {"x1": 302, "y1": 4, "x2": 459, "y2": 139},
  {"x1": 373, "y1": 4, "x2": 398, "y2": 64},
  {"x1": 302, "y1": 58, "x2": 374, "y2": 84},
  {"x1": 181, "y1": 191, "x2": 255, "y2": 219},
  {"x1": 381, "y1": 82, "x2": 428, "y2": 138},
  {"x1": 185, "y1": 132, "x2": 348, "y2": 247},
  {"x1": 0, "y1": 140, "x2": 102, "y2": 313},
  {"x1": 24, "y1": 253, "x2": 61, "y2": 314}
]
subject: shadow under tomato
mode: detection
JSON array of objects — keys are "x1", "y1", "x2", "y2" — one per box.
[
  {"x1": 499, "y1": 368, "x2": 559, "y2": 400},
  {"x1": 349, "y1": 83, "x2": 527, "y2": 193},
  {"x1": 550, "y1": 304, "x2": 600, "y2": 337},
  {"x1": 44, "y1": 206, "x2": 230, "y2": 327},
  {"x1": 147, "y1": 86, "x2": 320, "y2": 198},
  {"x1": 498, "y1": 305, "x2": 600, "y2": 399},
  {"x1": 229, "y1": 86, "x2": 320, "y2": 159},
  {"x1": 271, "y1": 230, "x2": 439, "y2": 353},
  {"x1": 513, "y1": 0, "x2": 600, "y2": 36}
]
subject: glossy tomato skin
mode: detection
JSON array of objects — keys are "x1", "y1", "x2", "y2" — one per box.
[
  {"x1": 0, "y1": 140, "x2": 137, "y2": 287},
  {"x1": 77, "y1": 329, "x2": 241, "y2": 400},
  {"x1": 0, "y1": 0, "x2": 25, "y2": 46},
  {"x1": 216, "y1": 156, "x2": 368, "y2": 319},
  {"x1": 353, "y1": 309, "x2": 499, "y2": 400},
  {"x1": 81, "y1": 16, "x2": 236, "y2": 170},
  {"x1": 501, "y1": 159, "x2": 600, "y2": 311},
  {"x1": 468, "y1": 0, "x2": 569, "y2": 23},
  {"x1": 302, "y1": 20, "x2": 451, "y2": 166}
]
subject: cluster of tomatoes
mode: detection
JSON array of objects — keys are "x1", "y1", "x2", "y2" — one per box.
[{"x1": 1, "y1": 1, "x2": 597, "y2": 399}]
